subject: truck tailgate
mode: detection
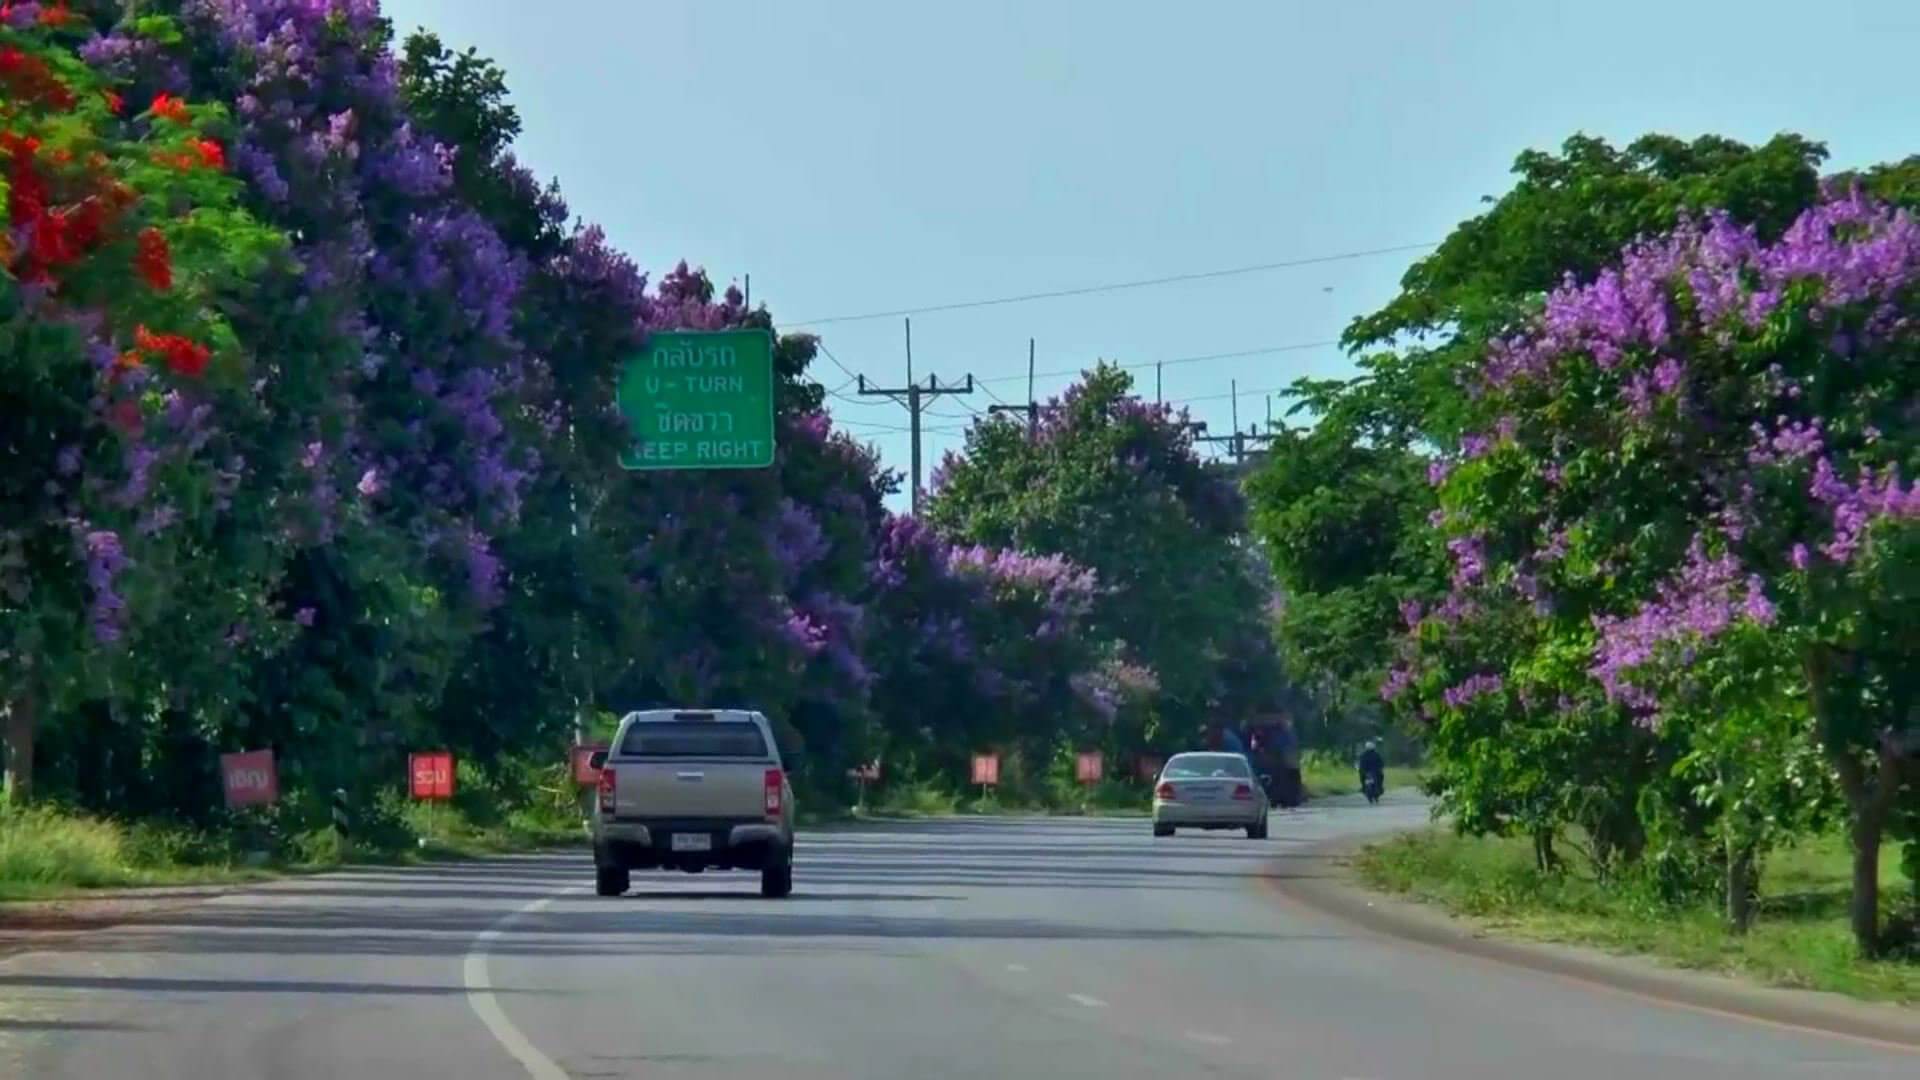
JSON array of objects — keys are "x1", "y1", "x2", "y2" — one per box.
[{"x1": 614, "y1": 760, "x2": 767, "y2": 819}]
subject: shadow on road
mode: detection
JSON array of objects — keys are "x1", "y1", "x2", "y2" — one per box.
[
  {"x1": 0, "y1": 973, "x2": 541, "y2": 996},
  {"x1": 0, "y1": 1018, "x2": 148, "y2": 1032},
  {"x1": 0, "y1": 814, "x2": 1374, "y2": 971}
]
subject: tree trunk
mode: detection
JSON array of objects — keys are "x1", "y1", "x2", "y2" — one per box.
[
  {"x1": 1830, "y1": 743, "x2": 1901, "y2": 956},
  {"x1": 1533, "y1": 827, "x2": 1559, "y2": 873},
  {"x1": 1850, "y1": 810, "x2": 1886, "y2": 954},
  {"x1": 1725, "y1": 839, "x2": 1757, "y2": 935},
  {"x1": 1807, "y1": 646, "x2": 1899, "y2": 957},
  {"x1": 3, "y1": 691, "x2": 35, "y2": 805}
]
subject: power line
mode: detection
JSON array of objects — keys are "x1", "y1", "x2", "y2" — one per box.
[
  {"x1": 816, "y1": 341, "x2": 863, "y2": 382},
  {"x1": 1168, "y1": 382, "x2": 1290, "y2": 406},
  {"x1": 787, "y1": 242, "x2": 1435, "y2": 326},
  {"x1": 817, "y1": 344, "x2": 897, "y2": 408},
  {"x1": 978, "y1": 338, "x2": 1339, "y2": 385}
]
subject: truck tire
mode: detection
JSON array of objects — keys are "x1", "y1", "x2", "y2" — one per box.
[
  {"x1": 760, "y1": 862, "x2": 793, "y2": 899},
  {"x1": 595, "y1": 866, "x2": 629, "y2": 897}
]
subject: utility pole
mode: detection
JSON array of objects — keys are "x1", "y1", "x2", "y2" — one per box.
[
  {"x1": 987, "y1": 338, "x2": 1041, "y2": 437},
  {"x1": 859, "y1": 317, "x2": 975, "y2": 515},
  {"x1": 1230, "y1": 379, "x2": 1240, "y2": 460},
  {"x1": 1196, "y1": 427, "x2": 1274, "y2": 467},
  {"x1": 1156, "y1": 361, "x2": 1163, "y2": 404},
  {"x1": 1194, "y1": 388, "x2": 1272, "y2": 471}
]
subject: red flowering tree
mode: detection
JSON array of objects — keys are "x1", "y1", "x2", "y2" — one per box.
[{"x1": 0, "y1": 8, "x2": 285, "y2": 801}]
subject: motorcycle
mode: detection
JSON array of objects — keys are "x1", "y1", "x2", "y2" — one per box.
[{"x1": 1361, "y1": 771, "x2": 1384, "y2": 804}]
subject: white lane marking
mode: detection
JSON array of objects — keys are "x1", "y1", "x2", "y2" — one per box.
[
  {"x1": 1005, "y1": 963, "x2": 1029, "y2": 973},
  {"x1": 464, "y1": 891, "x2": 577, "y2": 1080},
  {"x1": 1183, "y1": 1029, "x2": 1232, "y2": 1045},
  {"x1": 1066, "y1": 993, "x2": 1109, "y2": 1008}
]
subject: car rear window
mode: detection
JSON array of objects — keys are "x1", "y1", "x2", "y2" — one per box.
[
  {"x1": 1164, "y1": 755, "x2": 1250, "y2": 779},
  {"x1": 619, "y1": 720, "x2": 769, "y2": 758}
]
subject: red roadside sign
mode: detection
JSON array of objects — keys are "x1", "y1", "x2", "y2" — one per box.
[
  {"x1": 846, "y1": 760, "x2": 881, "y2": 782},
  {"x1": 1075, "y1": 751, "x2": 1104, "y2": 784},
  {"x1": 220, "y1": 749, "x2": 278, "y2": 808},
  {"x1": 1137, "y1": 755, "x2": 1164, "y2": 782},
  {"x1": 571, "y1": 743, "x2": 608, "y2": 786},
  {"x1": 409, "y1": 751, "x2": 455, "y2": 800},
  {"x1": 970, "y1": 753, "x2": 1000, "y2": 786}
]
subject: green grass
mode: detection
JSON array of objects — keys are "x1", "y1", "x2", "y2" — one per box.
[
  {"x1": 0, "y1": 800, "x2": 586, "y2": 903},
  {"x1": 869, "y1": 779, "x2": 963, "y2": 817},
  {"x1": 1299, "y1": 756, "x2": 1422, "y2": 798},
  {"x1": 1356, "y1": 829, "x2": 1920, "y2": 1005}
]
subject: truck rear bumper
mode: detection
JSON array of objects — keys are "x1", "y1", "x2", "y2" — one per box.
[{"x1": 595, "y1": 817, "x2": 789, "y2": 871}]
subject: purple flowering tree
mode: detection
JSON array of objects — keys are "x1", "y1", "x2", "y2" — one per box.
[
  {"x1": 1395, "y1": 188, "x2": 1920, "y2": 950},
  {"x1": 862, "y1": 515, "x2": 1110, "y2": 785},
  {"x1": 929, "y1": 363, "x2": 1286, "y2": 752}
]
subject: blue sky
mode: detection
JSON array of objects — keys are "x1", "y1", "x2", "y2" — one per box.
[{"x1": 382, "y1": 0, "x2": 1918, "y2": 506}]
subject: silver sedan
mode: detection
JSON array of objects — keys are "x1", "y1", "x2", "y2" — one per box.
[{"x1": 1151, "y1": 752, "x2": 1269, "y2": 839}]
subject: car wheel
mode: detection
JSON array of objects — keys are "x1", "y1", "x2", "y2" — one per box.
[
  {"x1": 595, "y1": 866, "x2": 630, "y2": 897},
  {"x1": 761, "y1": 862, "x2": 794, "y2": 899},
  {"x1": 1247, "y1": 819, "x2": 1268, "y2": 840},
  {"x1": 1152, "y1": 823, "x2": 1174, "y2": 838}
]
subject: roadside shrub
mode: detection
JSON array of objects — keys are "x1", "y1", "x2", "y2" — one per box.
[
  {"x1": 875, "y1": 779, "x2": 959, "y2": 817},
  {"x1": 0, "y1": 806, "x2": 133, "y2": 889}
]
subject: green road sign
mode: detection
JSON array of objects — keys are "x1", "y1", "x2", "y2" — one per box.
[{"x1": 617, "y1": 329, "x2": 776, "y2": 470}]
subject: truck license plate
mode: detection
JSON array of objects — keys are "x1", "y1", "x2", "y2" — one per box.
[{"x1": 671, "y1": 833, "x2": 712, "y2": 853}]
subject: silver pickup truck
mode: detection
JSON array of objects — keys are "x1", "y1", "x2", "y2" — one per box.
[{"x1": 588, "y1": 709, "x2": 795, "y2": 898}]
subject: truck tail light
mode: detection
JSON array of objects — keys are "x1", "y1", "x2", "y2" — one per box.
[
  {"x1": 1155, "y1": 782, "x2": 1177, "y2": 801},
  {"x1": 597, "y1": 765, "x2": 616, "y2": 813},
  {"x1": 764, "y1": 768, "x2": 784, "y2": 819},
  {"x1": 1233, "y1": 783, "x2": 1254, "y2": 800}
]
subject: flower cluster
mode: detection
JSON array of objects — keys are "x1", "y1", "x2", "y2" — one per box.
[
  {"x1": 1401, "y1": 188, "x2": 1920, "y2": 737},
  {"x1": 119, "y1": 325, "x2": 211, "y2": 376}
]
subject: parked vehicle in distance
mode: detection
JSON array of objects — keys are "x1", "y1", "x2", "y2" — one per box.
[
  {"x1": 1151, "y1": 751, "x2": 1269, "y2": 839},
  {"x1": 589, "y1": 708, "x2": 795, "y2": 898}
]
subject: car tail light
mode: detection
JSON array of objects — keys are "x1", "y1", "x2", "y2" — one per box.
[
  {"x1": 764, "y1": 768, "x2": 784, "y2": 819},
  {"x1": 1155, "y1": 782, "x2": 1177, "y2": 801},
  {"x1": 597, "y1": 765, "x2": 616, "y2": 813},
  {"x1": 1233, "y1": 783, "x2": 1254, "y2": 800}
]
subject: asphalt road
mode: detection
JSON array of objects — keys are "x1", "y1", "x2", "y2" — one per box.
[{"x1": 1, "y1": 794, "x2": 1913, "y2": 1079}]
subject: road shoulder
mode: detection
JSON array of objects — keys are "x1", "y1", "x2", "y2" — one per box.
[{"x1": 1266, "y1": 833, "x2": 1920, "y2": 1052}]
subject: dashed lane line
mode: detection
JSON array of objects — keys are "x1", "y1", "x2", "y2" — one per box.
[{"x1": 1183, "y1": 1030, "x2": 1233, "y2": 1045}]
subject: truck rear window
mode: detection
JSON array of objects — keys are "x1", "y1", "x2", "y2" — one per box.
[{"x1": 619, "y1": 721, "x2": 769, "y2": 758}]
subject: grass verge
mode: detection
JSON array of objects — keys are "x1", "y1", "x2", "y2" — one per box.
[
  {"x1": 1355, "y1": 829, "x2": 1920, "y2": 1005},
  {"x1": 1299, "y1": 760, "x2": 1422, "y2": 799},
  {"x1": 0, "y1": 801, "x2": 584, "y2": 904}
]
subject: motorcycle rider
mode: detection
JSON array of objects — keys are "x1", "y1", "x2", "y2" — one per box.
[{"x1": 1357, "y1": 739, "x2": 1385, "y2": 794}]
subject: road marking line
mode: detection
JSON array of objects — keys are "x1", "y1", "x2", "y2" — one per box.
[
  {"x1": 465, "y1": 891, "x2": 576, "y2": 1080},
  {"x1": 1005, "y1": 963, "x2": 1029, "y2": 973},
  {"x1": 1066, "y1": 993, "x2": 1108, "y2": 1008},
  {"x1": 1183, "y1": 1029, "x2": 1232, "y2": 1045}
]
